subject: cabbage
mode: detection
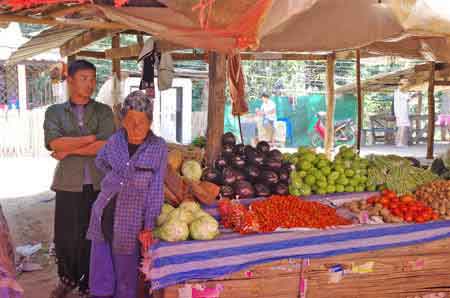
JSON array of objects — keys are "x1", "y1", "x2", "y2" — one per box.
[
  {"x1": 159, "y1": 220, "x2": 189, "y2": 242},
  {"x1": 193, "y1": 209, "x2": 210, "y2": 220},
  {"x1": 181, "y1": 160, "x2": 203, "y2": 181},
  {"x1": 179, "y1": 201, "x2": 201, "y2": 214},
  {"x1": 156, "y1": 204, "x2": 176, "y2": 226},
  {"x1": 189, "y1": 214, "x2": 220, "y2": 241},
  {"x1": 166, "y1": 208, "x2": 195, "y2": 224}
]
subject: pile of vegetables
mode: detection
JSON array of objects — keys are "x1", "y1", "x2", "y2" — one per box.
[
  {"x1": 367, "y1": 155, "x2": 439, "y2": 195},
  {"x1": 344, "y1": 190, "x2": 439, "y2": 224},
  {"x1": 218, "y1": 195, "x2": 352, "y2": 234},
  {"x1": 415, "y1": 180, "x2": 450, "y2": 219},
  {"x1": 202, "y1": 132, "x2": 293, "y2": 199},
  {"x1": 286, "y1": 146, "x2": 374, "y2": 196},
  {"x1": 154, "y1": 201, "x2": 220, "y2": 242}
]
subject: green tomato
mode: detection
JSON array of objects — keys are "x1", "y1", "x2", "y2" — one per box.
[
  {"x1": 345, "y1": 169, "x2": 355, "y2": 178},
  {"x1": 366, "y1": 184, "x2": 377, "y2": 192},
  {"x1": 349, "y1": 179, "x2": 359, "y2": 187},
  {"x1": 321, "y1": 166, "x2": 332, "y2": 176},
  {"x1": 328, "y1": 171, "x2": 340, "y2": 181},
  {"x1": 291, "y1": 178, "x2": 304, "y2": 189},
  {"x1": 327, "y1": 185, "x2": 336, "y2": 193},
  {"x1": 317, "y1": 160, "x2": 328, "y2": 169},
  {"x1": 337, "y1": 177, "x2": 349, "y2": 186},
  {"x1": 336, "y1": 185, "x2": 345, "y2": 193},
  {"x1": 345, "y1": 185, "x2": 355, "y2": 192},
  {"x1": 304, "y1": 175, "x2": 316, "y2": 186},
  {"x1": 298, "y1": 160, "x2": 313, "y2": 171},
  {"x1": 317, "y1": 180, "x2": 328, "y2": 189},
  {"x1": 289, "y1": 185, "x2": 301, "y2": 196},
  {"x1": 355, "y1": 185, "x2": 365, "y2": 192},
  {"x1": 334, "y1": 165, "x2": 345, "y2": 174}
]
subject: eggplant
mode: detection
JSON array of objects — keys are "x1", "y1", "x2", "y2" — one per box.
[
  {"x1": 252, "y1": 152, "x2": 265, "y2": 166},
  {"x1": 246, "y1": 164, "x2": 261, "y2": 182},
  {"x1": 233, "y1": 180, "x2": 255, "y2": 199},
  {"x1": 222, "y1": 144, "x2": 234, "y2": 157},
  {"x1": 406, "y1": 157, "x2": 421, "y2": 168},
  {"x1": 254, "y1": 184, "x2": 271, "y2": 197},
  {"x1": 202, "y1": 168, "x2": 222, "y2": 184},
  {"x1": 220, "y1": 185, "x2": 234, "y2": 198},
  {"x1": 259, "y1": 170, "x2": 279, "y2": 185},
  {"x1": 273, "y1": 183, "x2": 289, "y2": 195},
  {"x1": 244, "y1": 145, "x2": 257, "y2": 159},
  {"x1": 268, "y1": 149, "x2": 283, "y2": 162},
  {"x1": 222, "y1": 132, "x2": 236, "y2": 146},
  {"x1": 233, "y1": 169, "x2": 246, "y2": 181},
  {"x1": 222, "y1": 167, "x2": 237, "y2": 185},
  {"x1": 231, "y1": 155, "x2": 246, "y2": 169},
  {"x1": 256, "y1": 141, "x2": 270, "y2": 154},
  {"x1": 233, "y1": 144, "x2": 246, "y2": 156},
  {"x1": 278, "y1": 168, "x2": 290, "y2": 182},
  {"x1": 263, "y1": 158, "x2": 282, "y2": 170},
  {"x1": 214, "y1": 155, "x2": 229, "y2": 170}
]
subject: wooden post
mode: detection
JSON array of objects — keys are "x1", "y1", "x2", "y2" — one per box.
[
  {"x1": 324, "y1": 53, "x2": 336, "y2": 159},
  {"x1": 427, "y1": 62, "x2": 436, "y2": 159},
  {"x1": 356, "y1": 50, "x2": 363, "y2": 151},
  {"x1": 205, "y1": 53, "x2": 227, "y2": 166},
  {"x1": 111, "y1": 34, "x2": 122, "y2": 128}
]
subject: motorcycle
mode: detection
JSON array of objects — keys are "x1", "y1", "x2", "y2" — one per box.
[{"x1": 310, "y1": 112, "x2": 355, "y2": 147}]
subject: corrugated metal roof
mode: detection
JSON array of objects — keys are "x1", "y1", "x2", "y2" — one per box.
[{"x1": 7, "y1": 26, "x2": 85, "y2": 64}]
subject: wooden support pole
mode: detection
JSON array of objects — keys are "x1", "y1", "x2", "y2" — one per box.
[
  {"x1": 111, "y1": 34, "x2": 121, "y2": 128},
  {"x1": 205, "y1": 53, "x2": 227, "y2": 166},
  {"x1": 427, "y1": 62, "x2": 436, "y2": 159},
  {"x1": 356, "y1": 49, "x2": 363, "y2": 151},
  {"x1": 325, "y1": 53, "x2": 336, "y2": 159}
]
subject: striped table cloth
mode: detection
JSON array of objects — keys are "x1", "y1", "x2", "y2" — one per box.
[{"x1": 149, "y1": 193, "x2": 450, "y2": 290}]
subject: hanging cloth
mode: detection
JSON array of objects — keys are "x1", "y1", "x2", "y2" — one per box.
[{"x1": 227, "y1": 52, "x2": 248, "y2": 116}]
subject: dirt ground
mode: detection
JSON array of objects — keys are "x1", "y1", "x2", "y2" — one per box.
[{"x1": 1, "y1": 191, "x2": 80, "y2": 298}]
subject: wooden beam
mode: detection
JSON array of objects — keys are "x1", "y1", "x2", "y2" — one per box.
[
  {"x1": 356, "y1": 49, "x2": 363, "y2": 151},
  {"x1": 60, "y1": 30, "x2": 112, "y2": 57},
  {"x1": 48, "y1": 4, "x2": 90, "y2": 17},
  {"x1": 105, "y1": 43, "x2": 141, "y2": 59},
  {"x1": 205, "y1": 53, "x2": 227, "y2": 166},
  {"x1": 76, "y1": 50, "x2": 106, "y2": 59},
  {"x1": 427, "y1": 62, "x2": 436, "y2": 159},
  {"x1": 324, "y1": 53, "x2": 336, "y2": 159},
  {"x1": 435, "y1": 81, "x2": 450, "y2": 86},
  {"x1": 104, "y1": 44, "x2": 328, "y2": 61},
  {"x1": 0, "y1": 14, "x2": 127, "y2": 30}
]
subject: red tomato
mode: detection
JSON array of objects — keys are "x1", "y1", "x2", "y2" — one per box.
[
  {"x1": 391, "y1": 197, "x2": 400, "y2": 204},
  {"x1": 415, "y1": 215, "x2": 425, "y2": 223},
  {"x1": 432, "y1": 213, "x2": 439, "y2": 220},
  {"x1": 380, "y1": 197, "x2": 390, "y2": 205},
  {"x1": 400, "y1": 195, "x2": 415, "y2": 203},
  {"x1": 392, "y1": 209, "x2": 402, "y2": 217}
]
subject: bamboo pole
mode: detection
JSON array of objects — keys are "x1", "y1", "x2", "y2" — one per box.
[
  {"x1": 324, "y1": 54, "x2": 336, "y2": 159},
  {"x1": 205, "y1": 53, "x2": 227, "y2": 166},
  {"x1": 111, "y1": 34, "x2": 121, "y2": 129},
  {"x1": 427, "y1": 62, "x2": 436, "y2": 159},
  {"x1": 356, "y1": 50, "x2": 362, "y2": 151}
]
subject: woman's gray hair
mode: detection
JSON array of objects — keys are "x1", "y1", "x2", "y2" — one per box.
[{"x1": 119, "y1": 90, "x2": 154, "y2": 121}]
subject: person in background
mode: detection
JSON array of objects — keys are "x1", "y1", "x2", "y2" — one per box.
[
  {"x1": 439, "y1": 90, "x2": 450, "y2": 142},
  {"x1": 43, "y1": 60, "x2": 115, "y2": 298},
  {"x1": 394, "y1": 79, "x2": 411, "y2": 147},
  {"x1": 256, "y1": 93, "x2": 277, "y2": 145},
  {"x1": 87, "y1": 91, "x2": 167, "y2": 298}
]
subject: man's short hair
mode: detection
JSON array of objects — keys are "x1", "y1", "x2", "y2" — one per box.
[
  {"x1": 261, "y1": 92, "x2": 269, "y2": 98},
  {"x1": 68, "y1": 60, "x2": 96, "y2": 77}
]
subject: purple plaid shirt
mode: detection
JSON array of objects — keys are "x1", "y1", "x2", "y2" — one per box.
[{"x1": 87, "y1": 129, "x2": 167, "y2": 254}]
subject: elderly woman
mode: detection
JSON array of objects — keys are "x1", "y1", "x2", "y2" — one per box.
[{"x1": 87, "y1": 91, "x2": 167, "y2": 298}]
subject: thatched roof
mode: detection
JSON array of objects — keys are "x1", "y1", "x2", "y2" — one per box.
[{"x1": 0, "y1": 1, "x2": 449, "y2": 63}]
